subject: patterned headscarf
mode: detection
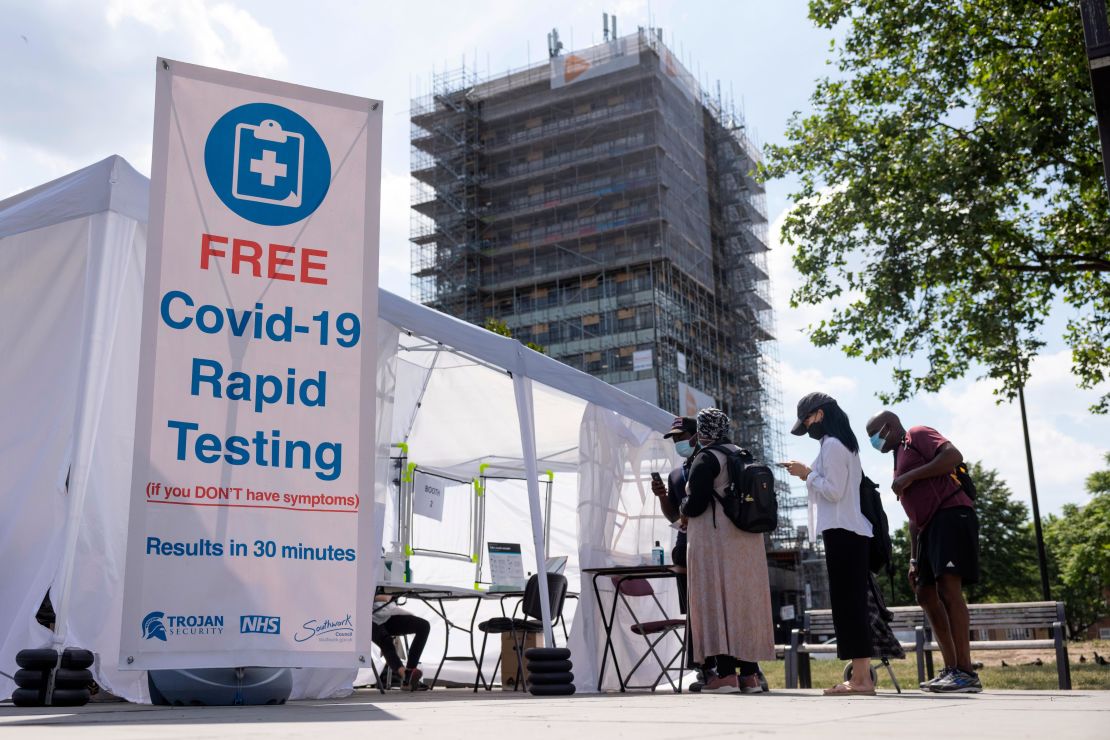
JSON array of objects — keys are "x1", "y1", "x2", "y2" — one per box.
[{"x1": 696, "y1": 407, "x2": 730, "y2": 443}]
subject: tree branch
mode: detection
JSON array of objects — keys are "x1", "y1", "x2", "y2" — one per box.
[{"x1": 1005, "y1": 262, "x2": 1110, "y2": 273}]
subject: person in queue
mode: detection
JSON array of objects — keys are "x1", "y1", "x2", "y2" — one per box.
[
  {"x1": 866, "y1": 410, "x2": 981, "y2": 693},
  {"x1": 651, "y1": 416, "x2": 707, "y2": 687},
  {"x1": 783, "y1": 392, "x2": 876, "y2": 696},
  {"x1": 679, "y1": 408, "x2": 775, "y2": 694},
  {"x1": 652, "y1": 416, "x2": 697, "y2": 610}
]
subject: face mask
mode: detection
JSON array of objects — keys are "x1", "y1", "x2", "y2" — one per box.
[
  {"x1": 674, "y1": 440, "x2": 694, "y2": 458},
  {"x1": 806, "y1": 421, "x2": 825, "y2": 441},
  {"x1": 869, "y1": 432, "x2": 885, "y2": 452}
]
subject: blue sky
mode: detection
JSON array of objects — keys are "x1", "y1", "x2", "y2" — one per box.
[{"x1": 2, "y1": 0, "x2": 1106, "y2": 529}]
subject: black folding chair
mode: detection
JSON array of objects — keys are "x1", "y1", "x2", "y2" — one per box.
[
  {"x1": 474, "y1": 573, "x2": 568, "y2": 692},
  {"x1": 611, "y1": 576, "x2": 686, "y2": 692}
]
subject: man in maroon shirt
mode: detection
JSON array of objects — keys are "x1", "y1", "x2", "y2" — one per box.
[{"x1": 866, "y1": 410, "x2": 982, "y2": 693}]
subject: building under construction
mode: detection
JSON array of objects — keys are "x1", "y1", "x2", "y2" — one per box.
[{"x1": 410, "y1": 26, "x2": 806, "y2": 582}]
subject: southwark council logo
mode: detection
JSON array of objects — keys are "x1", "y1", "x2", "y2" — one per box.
[
  {"x1": 204, "y1": 102, "x2": 331, "y2": 226},
  {"x1": 141, "y1": 610, "x2": 225, "y2": 641},
  {"x1": 293, "y1": 613, "x2": 353, "y2": 644}
]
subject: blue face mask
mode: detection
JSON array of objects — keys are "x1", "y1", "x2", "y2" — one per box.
[
  {"x1": 869, "y1": 432, "x2": 885, "y2": 452},
  {"x1": 674, "y1": 439, "x2": 694, "y2": 458}
]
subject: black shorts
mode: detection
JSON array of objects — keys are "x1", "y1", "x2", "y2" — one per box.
[{"x1": 917, "y1": 506, "x2": 979, "y2": 586}]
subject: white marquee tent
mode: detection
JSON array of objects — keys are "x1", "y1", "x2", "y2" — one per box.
[{"x1": 0, "y1": 156, "x2": 686, "y2": 702}]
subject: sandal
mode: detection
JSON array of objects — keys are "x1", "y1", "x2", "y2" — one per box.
[{"x1": 823, "y1": 681, "x2": 875, "y2": 696}]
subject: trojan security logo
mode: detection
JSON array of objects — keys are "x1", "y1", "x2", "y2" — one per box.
[
  {"x1": 240, "y1": 615, "x2": 282, "y2": 635},
  {"x1": 141, "y1": 610, "x2": 225, "y2": 641},
  {"x1": 204, "y1": 102, "x2": 331, "y2": 226}
]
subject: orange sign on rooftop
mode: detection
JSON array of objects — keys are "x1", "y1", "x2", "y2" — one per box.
[{"x1": 563, "y1": 55, "x2": 591, "y2": 83}]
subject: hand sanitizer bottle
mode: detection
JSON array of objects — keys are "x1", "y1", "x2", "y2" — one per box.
[{"x1": 384, "y1": 542, "x2": 402, "y2": 584}]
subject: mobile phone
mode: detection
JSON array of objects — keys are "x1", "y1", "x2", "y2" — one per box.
[
  {"x1": 650, "y1": 471, "x2": 663, "y2": 483},
  {"x1": 776, "y1": 462, "x2": 791, "y2": 468}
]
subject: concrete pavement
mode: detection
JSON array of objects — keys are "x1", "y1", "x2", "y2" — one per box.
[{"x1": 2, "y1": 688, "x2": 1107, "y2": 739}]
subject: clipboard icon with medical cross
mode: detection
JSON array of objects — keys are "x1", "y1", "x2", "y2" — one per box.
[{"x1": 232, "y1": 118, "x2": 304, "y2": 208}]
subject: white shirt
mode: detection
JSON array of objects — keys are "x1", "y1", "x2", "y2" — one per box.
[
  {"x1": 372, "y1": 599, "x2": 411, "y2": 626},
  {"x1": 806, "y1": 436, "x2": 873, "y2": 540}
]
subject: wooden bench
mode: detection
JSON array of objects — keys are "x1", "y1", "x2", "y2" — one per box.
[{"x1": 785, "y1": 601, "x2": 1072, "y2": 690}]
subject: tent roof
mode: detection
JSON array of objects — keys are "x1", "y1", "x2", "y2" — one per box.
[
  {"x1": 0, "y1": 155, "x2": 149, "y2": 239},
  {"x1": 380, "y1": 291, "x2": 670, "y2": 432},
  {"x1": 0, "y1": 155, "x2": 672, "y2": 433}
]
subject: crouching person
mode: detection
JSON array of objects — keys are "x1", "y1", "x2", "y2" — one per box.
[{"x1": 372, "y1": 595, "x2": 431, "y2": 691}]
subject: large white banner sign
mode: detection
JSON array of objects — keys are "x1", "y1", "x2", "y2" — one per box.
[{"x1": 120, "y1": 59, "x2": 382, "y2": 669}]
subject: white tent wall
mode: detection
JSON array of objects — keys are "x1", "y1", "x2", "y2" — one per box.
[
  {"x1": 51, "y1": 212, "x2": 147, "y2": 701},
  {"x1": 567, "y1": 404, "x2": 683, "y2": 692},
  {"x1": 0, "y1": 217, "x2": 98, "y2": 702},
  {"x1": 389, "y1": 332, "x2": 587, "y2": 476}
]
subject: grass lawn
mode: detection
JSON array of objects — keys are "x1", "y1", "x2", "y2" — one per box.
[{"x1": 759, "y1": 639, "x2": 1110, "y2": 691}]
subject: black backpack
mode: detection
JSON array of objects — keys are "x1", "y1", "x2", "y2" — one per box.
[
  {"x1": 705, "y1": 445, "x2": 778, "y2": 534},
  {"x1": 953, "y1": 461, "x2": 977, "y2": 500},
  {"x1": 859, "y1": 475, "x2": 893, "y2": 576}
]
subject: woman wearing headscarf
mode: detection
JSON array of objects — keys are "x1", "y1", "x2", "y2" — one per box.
[
  {"x1": 679, "y1": 408, "x2": 775, "y2": 694},
  {"x1": 784, "y1": 392, "x2": 876, "y2": 696}
]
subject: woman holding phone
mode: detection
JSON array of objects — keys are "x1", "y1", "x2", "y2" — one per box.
[{"x1": 783, "y1": 392, "x2": 876, "y2": 696}]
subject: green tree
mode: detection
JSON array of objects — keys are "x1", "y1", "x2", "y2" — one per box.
[
  {"x1": 888, "y1": 521, "x2": 916, "y2": 606},
  {"x1": 963, "y1": 463, "x2": 1040, "y2": 603},
  {"x1": 1043, "y1": 452, "x2": 1110, "y2": 637},
  {"x1": 886, "y1": 462, "x2": 1039, "y2": 605},
  {"x1": 484, "y1": 317, "x2": 546, "y2": 354},
  {"x1": 761, "y1": 1, "x2": 1110, "y2": 411}
]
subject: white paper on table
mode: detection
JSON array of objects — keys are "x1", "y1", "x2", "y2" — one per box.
[{"x1": 487, "y1": 542, "x2": 525, "y2": 588}]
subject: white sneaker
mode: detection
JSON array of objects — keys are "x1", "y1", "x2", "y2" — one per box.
[{"x1": 919, "y1": 667, "x2": 953, "y2": 691}]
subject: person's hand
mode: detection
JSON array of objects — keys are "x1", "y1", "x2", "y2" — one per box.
[
  {"x1": 784, "y1": 461, "x2": 811, "y2": 480},
  {"x1": 651, "y1": 477, "x2": 667, "y2": 498},
  {"x1": 679, "y1": 515, "x2": 688, "y2": 531},
  {"x1": 892, "y1": 473, "x2": 913, "y2": 497},
  {"x1": 907, "y1": 561, "x2": 919, "y2": 591}
]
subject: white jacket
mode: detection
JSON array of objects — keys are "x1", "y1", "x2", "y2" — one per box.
[{"x1": 807, "y1": 436, "x2": 873, "y2": 540}]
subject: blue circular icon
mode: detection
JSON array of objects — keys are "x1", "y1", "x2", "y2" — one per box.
[{"x1": 204, "y1": 102, "x2": 331, "y2": 226}]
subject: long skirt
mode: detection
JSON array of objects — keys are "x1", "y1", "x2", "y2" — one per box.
[{"x1": 686, "y1": 510, "x2": 775, "y2": 664}]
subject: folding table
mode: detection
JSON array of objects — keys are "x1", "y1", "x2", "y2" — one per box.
[{"x1": 376, "y1": 582, "x2": 521, "y2": 689}]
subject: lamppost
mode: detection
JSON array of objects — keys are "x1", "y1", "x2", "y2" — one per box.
[{"x1": 1016, "y1": 380, "x2": 1052, "y2": 601}]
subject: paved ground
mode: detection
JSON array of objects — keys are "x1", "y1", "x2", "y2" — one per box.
[{"x1": 1, "y1": 688, "x2": 1107, "y2": 739}]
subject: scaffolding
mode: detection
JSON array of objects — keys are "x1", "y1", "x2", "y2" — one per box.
[{"x1": 410, "y1": 28, "x2": 805, "y2": 548}]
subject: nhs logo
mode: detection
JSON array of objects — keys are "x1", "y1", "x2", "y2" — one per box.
[{"x1": 240, "y1": 615, "x2": 281, "y2": 635}]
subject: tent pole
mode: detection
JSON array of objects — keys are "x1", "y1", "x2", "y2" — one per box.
[
  {"x1": 511, "y1": 368, "x2": 555, "y2": 648},
  {"x1": 402, "y1": 346, "x2": 441, "y2": 441}
]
